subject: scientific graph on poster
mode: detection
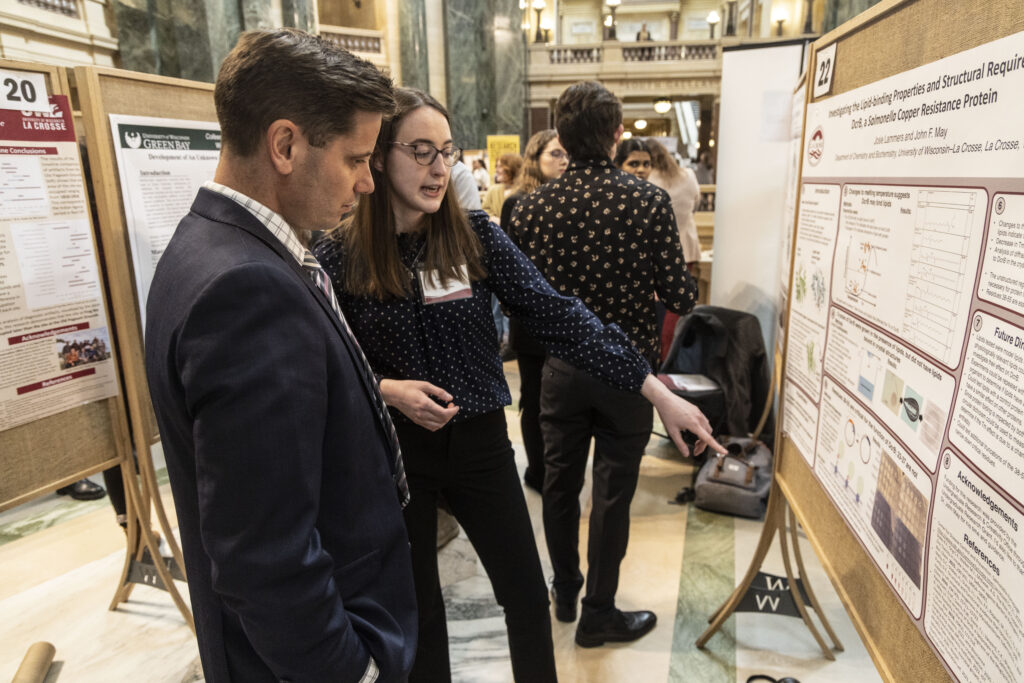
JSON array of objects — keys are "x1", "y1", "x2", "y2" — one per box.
[{"x1": 780, "y1": 25, "x2": 1024, "y2": 683}]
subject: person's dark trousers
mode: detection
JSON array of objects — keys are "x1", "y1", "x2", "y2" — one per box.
[
  {"x1": 396, "y1": 410, "x2": 557, "y2": 683},
  {"x1": 516, "y1": 351, "x2": 547, "y2": 489},
  {"x1": 539, "y1": 357, "x2": 652, "y2": 615}
]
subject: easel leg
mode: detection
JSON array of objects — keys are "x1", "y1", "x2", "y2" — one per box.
[
  {"x1": 108, "y1": 439, "x2": 195, "y2": 634},
  {"x1": 697, "y1": 484, "x2": 784, "y2": 647},
  {"x1": 779, "y1": 502, "x2": 834, "y2": 660},
  {"x1": 788, "y1": 507, "x2": 844, "y2": 652}
]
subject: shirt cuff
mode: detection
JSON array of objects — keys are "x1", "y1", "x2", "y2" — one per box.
[{"x1": 358, "y1": 655, "x2": 379, "y2": 683}]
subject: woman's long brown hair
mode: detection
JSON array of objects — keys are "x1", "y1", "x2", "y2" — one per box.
[
  {"x1": 512, "y1": 129, "x2": 558, "y2": 197},
  {"x1": 334, "y1": 88, "x2": 486, "y2": 300}
]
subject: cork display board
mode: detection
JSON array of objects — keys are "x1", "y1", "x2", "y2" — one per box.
[
  {"x1": 74, "y1": 66, "x2": 218, "y2": 453},
  {"x1": 0, "y1": 60, "x2": 129, "y2": 510}
]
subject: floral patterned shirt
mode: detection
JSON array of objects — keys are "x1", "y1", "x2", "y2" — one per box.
[{"x1": 508, "y1": 156, "x2": 697, "y2": 364}]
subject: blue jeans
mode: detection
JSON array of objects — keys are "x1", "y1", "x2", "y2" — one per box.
[{"x1": 491, "y1": 295, "x2": 508, "y2": 344}]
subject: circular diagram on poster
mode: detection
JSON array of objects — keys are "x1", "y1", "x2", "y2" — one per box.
[
  {"x1": 845, "y1": 419, "x2": 856, "y2": 446},
  {"x1": 860, "y1": 435, "x2": 872, "y2": 464}
]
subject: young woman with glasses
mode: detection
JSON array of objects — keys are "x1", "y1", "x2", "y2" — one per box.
[{"x1": 314, "y1": 88, "x2": 719, "y2": 683}]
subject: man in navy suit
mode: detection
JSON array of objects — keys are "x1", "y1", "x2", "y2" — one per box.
[{"x1": 145, "y1": 29, "x2": 416, "y2": 682}]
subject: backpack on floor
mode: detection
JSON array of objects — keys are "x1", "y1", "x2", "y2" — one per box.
[{"x1": 693, "y1": 436, "x2": 772, "y2": 519}]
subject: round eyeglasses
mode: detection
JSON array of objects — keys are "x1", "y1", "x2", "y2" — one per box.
[{"x1": 391, "y1": 141, "x2": 462, "y2": 167}]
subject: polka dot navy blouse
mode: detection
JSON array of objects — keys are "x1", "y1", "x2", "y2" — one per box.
[{"x1": 313, "y1": 210, "x2": 650, "y2": 423}]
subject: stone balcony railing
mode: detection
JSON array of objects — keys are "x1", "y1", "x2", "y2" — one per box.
[
  {"x1": 319, "y1": 25, "x2": 388, "y2": 69},
  {"x1": 527, "y1": 39, "x2": 723, "y2": 103}
]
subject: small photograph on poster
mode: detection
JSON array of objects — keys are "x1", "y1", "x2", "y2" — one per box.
[
  {"x1": 870, "y1": 450, "x2": 927, "y2": 587},
  {"x1": 56, "y1": 327, "x2": 111, "y2": 370}
]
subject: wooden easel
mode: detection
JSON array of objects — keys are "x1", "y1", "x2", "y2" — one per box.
[{"x1": 73, "y1": 65, "x2": 220, "y2": 633}]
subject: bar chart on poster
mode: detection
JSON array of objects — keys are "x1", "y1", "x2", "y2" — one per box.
[{"x1": 775, "y1": 2, "x2": 1024, "y2": 681}]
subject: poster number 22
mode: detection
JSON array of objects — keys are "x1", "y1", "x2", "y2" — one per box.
[{"x1": 813, "y1": 43, "x2": 837, "y2": 98}]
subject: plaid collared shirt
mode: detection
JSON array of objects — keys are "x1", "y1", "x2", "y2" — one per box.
[{"x1": 201, "y1": 180, "x2": 381, "y2": 683}]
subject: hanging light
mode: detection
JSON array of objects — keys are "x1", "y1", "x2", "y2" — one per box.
[
  {"x1": 622, "y1": 130, "x2": 633, "y2": 139},
  {"x1": 634, "y1": 119, "x2": 647, "y2": 130},
  {"x1": 653, "y1": 98, "x2": 671, "y2": 114},
  {"x1": 709, "y1": 139, "x2": 715, "y2": 147}
]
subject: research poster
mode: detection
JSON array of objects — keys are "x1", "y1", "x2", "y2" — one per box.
[
  {"x1": 109, "y1": 115, "x2": 221, "y2": 328},
  {"x1": 0, "y1": 94, "x2": 118, "y2": 432},
  {"x1": 781, "y1": 29, "x2": 1024, "y2": 682}
]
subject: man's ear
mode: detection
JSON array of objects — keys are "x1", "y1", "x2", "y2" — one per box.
[
  {"x1": 613, "y1": 123, "x2": 624, "y2": 144},
  {"x1": 372, "y1": 149, "x2": 385, "y2": 173},
  {"x1": 266, "y1": 119, "x2": 301, "y2": 175}
]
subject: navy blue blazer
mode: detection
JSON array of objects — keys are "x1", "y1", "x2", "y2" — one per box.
[{"x1": 145, "y1": 188, "x2": 417, "y2": 683}]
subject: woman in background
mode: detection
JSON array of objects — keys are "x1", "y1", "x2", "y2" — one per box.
[
  {"x1": 482, "y1": 152, "x2": 523, "y2": 223},
  {"x1": 646, "y1": 139, "x2": 702, "y2": 360},
  {"x1": 613, "y1": 138, "x2": 651, "y2": 181},
  {"x1": 647, "y1": 139, "x2": 700, "y2": 268},
  {"x1": 472, "y1": 157, "x2": 490, "y2": 191},
  {"x1": 499, "y1": 129, "x2": 569, "y2": 491}
]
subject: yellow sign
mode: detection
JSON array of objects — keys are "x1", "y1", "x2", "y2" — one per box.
[{"x1": 486, "y1": 135, "x2": 520, "y2": 180}]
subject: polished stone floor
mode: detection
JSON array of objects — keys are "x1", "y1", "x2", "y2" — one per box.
[{"x1": 0, "y1": 363, "x2": 881, "y2": 682}]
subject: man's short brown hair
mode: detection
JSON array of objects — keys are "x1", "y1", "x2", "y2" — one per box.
[
  {"x1": 554, "y1": 81, "x2": 622, "y2": 160},
  {"x1": 215, "y1": 29, "x2": 395, "y2": 157}
]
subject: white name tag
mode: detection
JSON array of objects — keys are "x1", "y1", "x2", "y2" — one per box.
[{"x1": 418, "y1": 264, "x2": 472, "y2": 305}]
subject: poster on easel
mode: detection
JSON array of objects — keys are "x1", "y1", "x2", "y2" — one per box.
[
  {"x1": 782, "y1": 25, "x2": 1024, "y2": 683},
  {"x1": 108, "y1": 114, "x2": 221, "y2": 326},
  {"x1": 0, "y1": 94, "x2": 118, "y2": 433}
]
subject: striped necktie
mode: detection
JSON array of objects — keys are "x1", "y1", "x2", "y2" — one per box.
[{"x1": 302, "y1": 252, "x2": 410, "y2": 508}]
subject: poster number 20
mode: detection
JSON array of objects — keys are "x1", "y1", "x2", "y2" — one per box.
[
  {"x1": 0, "y1": 70, "x2": 50, "y2": 112},
  {"x1": 813, "y1": 43, "x2": 837, "y2": 98},
  {"x1": 3, "y1": 77, "x2": 37, "y2": 104}
]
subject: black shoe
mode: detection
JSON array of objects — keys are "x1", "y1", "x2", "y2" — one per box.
[
  {"x1": 575, "y1": 608, "x2": 657, "y2": 647},
  {"x1": 551, "y1": 588, "x2": 578, "y2": 623},
  {"x1": 500, "y1": 344, "x2": 517, "y2": 362},
  {"x1": 56, "y1": 479, "x2": 106, "y2": 501}
]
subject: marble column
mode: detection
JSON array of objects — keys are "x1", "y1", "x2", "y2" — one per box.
[
  {"x1": 397, "y1": 0, "x2": 430, "y2": 92},
  {"x1": 445, "y1": 0, "x2": 525, "y2": 151},
  {"x1": 824, "y1": 0, "x2": 882, "y2": 32},
  {"x1": 112, "y1": 0, "x2": 314, "y2": 83}
]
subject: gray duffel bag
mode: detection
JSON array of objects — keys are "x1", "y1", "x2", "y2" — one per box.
[{"x1": 693, "y1": 436, "x2": 772, "y2": 519}]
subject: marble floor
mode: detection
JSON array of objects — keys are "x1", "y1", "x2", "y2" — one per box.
[{"x1": 0, "y1": 363, "x2": 882, "y2": 682}]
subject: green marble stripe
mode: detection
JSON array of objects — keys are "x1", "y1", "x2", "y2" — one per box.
[
  {"x1": 669, "y1": 505, "x2": 736, "y2": 683},
  {"x1": 0, "y1": 468, "x2": 171, "y2": 547}
]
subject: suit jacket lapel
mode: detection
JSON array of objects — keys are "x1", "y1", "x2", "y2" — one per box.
[{"x1": 189, "y1": 189, "x2": 381, "y2": 403}]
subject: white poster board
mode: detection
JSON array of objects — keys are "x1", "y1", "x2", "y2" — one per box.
[
  {"x1": 712, "y1": 41, "x2": 809, "y2": 355},
  {"x1": 108, "y1": 115, "x2": 221, "y2": 327},
  {"x1": 0, "y1": 95, "x2": 118, "y2": 432}
]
